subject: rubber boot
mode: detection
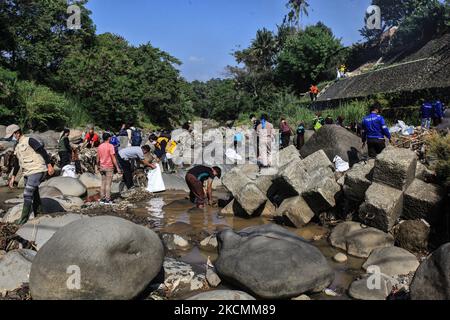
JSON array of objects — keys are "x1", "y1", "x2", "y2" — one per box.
[
  {"x1": 15, "y1": 202, "x2": 33, "y2": 225},
  {"x1": 32, "y1": 189, "x2": 43, "y2": 217}
]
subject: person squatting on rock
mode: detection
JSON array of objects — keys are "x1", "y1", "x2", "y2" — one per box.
[
  {"x1": 185, "y1": 165, "x2": 221, "y2": 209},
  {"x1": 361, "y1": 103, "x2": 392, "y2": 158},
  {"x1": 257, "y1": 114, "x2": 275, "y2": 167},
  {"x1": 97, "y1": 132, "x2": 122, "y2": 204},
  {"x1": 6, "y1": 124, "x2": 55, "y2": 225},
  {"x1": 83, "y1": 127, "x2": 100, "y2": 149},
  {"x1": 118, "y1": 145, "x2": 156, "y2": 189},
  {"x1": 58, "y1": 128, "x2": 73, "y2": 169}
]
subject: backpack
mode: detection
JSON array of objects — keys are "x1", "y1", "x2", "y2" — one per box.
[
  {"x1": 110, "y1": 136, "x2": 120, "y2": 150},
  {"x1": 131, "y1": 129, "x2": 142, "y2": 146}
]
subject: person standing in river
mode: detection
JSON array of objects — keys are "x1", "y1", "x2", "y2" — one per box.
[
  {"x1": 185, "y1": 165, "x2": 222, "y2": 209},
  {"x1": 6, "y1": 124, "x2": 55, "y2": 225}
]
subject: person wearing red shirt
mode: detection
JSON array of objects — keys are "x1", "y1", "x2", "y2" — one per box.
[{"x1": 84, "y1": 127, "x2": 100, "y2": 148}]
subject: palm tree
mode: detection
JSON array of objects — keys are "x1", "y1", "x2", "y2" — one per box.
[{"x1": 285, "y1": 0, "x2": 310, "y2": 31}]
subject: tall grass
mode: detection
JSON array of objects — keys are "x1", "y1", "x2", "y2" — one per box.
[{"x1": 65, "y1": 96, "x2": 93, "y2": 129}]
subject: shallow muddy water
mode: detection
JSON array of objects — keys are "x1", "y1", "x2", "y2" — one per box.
[{"x1": 133, "y1": 190, "x2": 365, "y2": 300}]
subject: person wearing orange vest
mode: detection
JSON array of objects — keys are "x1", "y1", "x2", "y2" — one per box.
[
  {"x1": 309, "y1": 85, "x2": 319, "y2": 102},
  {"x1": 5, "y1": 124, "x2": 55, "y2": 225}
]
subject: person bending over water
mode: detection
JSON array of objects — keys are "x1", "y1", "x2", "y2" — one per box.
[{"x1": 185, "y1": 165, "x2": 221, "y2": 209}]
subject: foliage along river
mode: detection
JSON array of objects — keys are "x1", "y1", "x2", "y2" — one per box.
[{"x1": 0, "y1": 186, "x2": 365, "y2": 300}]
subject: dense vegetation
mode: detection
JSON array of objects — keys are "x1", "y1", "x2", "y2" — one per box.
[{"x1": 0, "y1": 0, "x2": 449, "y2": 132}]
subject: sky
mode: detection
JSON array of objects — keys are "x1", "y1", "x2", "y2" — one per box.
[{"x1": 86, "y1": 0, "x2": 372, "y2": 82}]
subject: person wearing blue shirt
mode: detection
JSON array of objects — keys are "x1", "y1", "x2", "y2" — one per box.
[
  {"x1": 361, "y1": 103, "x2": 391, "y2": 158},
  {"x1": 433, "y1": 100, "x2": 444, "y2": 126},
  {"x1": 421, "y1": 101, "x2": 433, "y2": 129}
]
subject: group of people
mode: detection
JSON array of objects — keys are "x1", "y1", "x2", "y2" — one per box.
[{"x1": 421, "y1": 100, "x2": 445, "y2": 129}]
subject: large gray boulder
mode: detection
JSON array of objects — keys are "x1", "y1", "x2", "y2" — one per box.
[
  {"x1": 276, "y1": 196, "x2": 315, "y2": 228},
  {"x1": 394, "y1": 220, "x2": 430, "y2": 253},
  {"x1": 0, "y1": 250, "x2": 36, "y2": 292},
  {"x1": 344, "y1": 160, "x2": 375, "y2": 202},
  {"x1": 16, "y1": 214, "x2": 87, "y2": 250},
  {"x1": 329, "y1": 221, "x2": 394, "y2": 258},
  {"x1": 362, "y1": 246, "x2": 419, "y2": 277},
  {"x1": 41, "y1": 177, "x2": 87, "y2": 197},
  {"x1": 410, "y1": 243, "x2": 450, "y2": 300},
  {"x1": 29, "y1": 216, "x2": 164, "y2": 300},
  {"x1": 274, "y1": 145, "x2": 301, "y2": 168},
  {"x1": 349, "y1": 274, "x2": 395, "y2": 300},
  {"x1": 403, "y1": 179, "x2": 446, "y2": 223},
  {"x1": 278, "y1": 159, "x2": 311, "y2": 195},
  {"x1": 215, "y1": 224, "x2": 334, "y2": 299},
  {"x1": 303, "y1": 177, "x2": 341, "y2": 214},
  {"x1": 39, "y1": 186, "x2": 64, "y2": 198},
  {"x1": 372, "y1": 147, "x2": 417, "y2": 191},
  {"x1": 359, "y1": 183, "x2": 403, "y2": 232},
  {"x1": 188, "y1": 290, "x2": 256, "y2": 300},
  {"x1": 234, "y1": 183, "x2": 268, "y2": 216},
  {"x1": 300, "y1": 125, "x2": 363, "y2": 165},
  {"x1": 221, "y1": 166, "x2": 253, "y2": 196},
  {"x1": 79, "y1": 173, "x2": 101, "y2": 189}
]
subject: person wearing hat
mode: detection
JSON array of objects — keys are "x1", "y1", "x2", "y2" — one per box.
[{"x1": 6, "y1": 124, "x2": 55, "y2": 225}]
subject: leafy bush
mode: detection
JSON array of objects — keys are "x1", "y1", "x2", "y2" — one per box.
[
  {"x1": 427, "y1": 132, "x2": 450, "y2": 190},
  {"x1": 16, "y1": 81, "x2": 69, "y2": 131}
]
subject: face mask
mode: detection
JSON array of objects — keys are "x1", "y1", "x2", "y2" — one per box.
[
  {"x1": 11, "y1": 136, "x2": 17, "y2": 142},
  {"x1": 151, "y1": 141, "x2": 157, "y2": 145}
]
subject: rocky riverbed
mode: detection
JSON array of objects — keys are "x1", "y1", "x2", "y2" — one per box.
[{"x1": 0, "y1": 125, "x2": 448, "y2": 301}]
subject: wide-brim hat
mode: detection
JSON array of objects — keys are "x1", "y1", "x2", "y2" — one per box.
[{"x1": 4, "y1": 124, "x2": 20, "y2": 139}]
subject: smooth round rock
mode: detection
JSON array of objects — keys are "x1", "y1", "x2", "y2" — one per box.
[
  {"x1": 333, "y1": 253, "x2": 348, "y2": 263},
  {"x1": 29, "y1": 216, "x2": 164, "y2": 300},
  {"x1": 215, "y1": 224, "x2": 334, "y2": 299},
  {"x1": 41, "y1": 177, "x2": 87, "y2": 197}
]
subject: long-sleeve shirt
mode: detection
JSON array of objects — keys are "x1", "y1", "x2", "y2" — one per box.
[
  {"x1": 361, "y1": 113, "x2": 391, "y2": 143},
  {"x1": 421, "y1": 102, "x2": 433, "y2": 119},
  {"x1": 433, "y1": 101, "x2": 444, "y2": 118},
  {"x1": 12, "y1": 137, "x2": 51, "y2": 176}
]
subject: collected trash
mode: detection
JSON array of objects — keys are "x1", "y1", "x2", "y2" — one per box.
[
  {"x1": 333, "y1": 156, "x2": 349, "y2": 173},
  {"x1": 225, "y1": 148, "x2": 243, "y2": 161},
  {"x1": 61, "y1": 164, "x2": 77, "y2": 178},
  {"x1": 390, "y1": 120, "x2": 415, "y2": 136},
  {"x1": 146, "y1": 164, "x2": 166, "y2": 193}
]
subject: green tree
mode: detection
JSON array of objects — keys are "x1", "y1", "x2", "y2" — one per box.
[
  {"x1": 0, "y1": 0, "x2": 96, "y2": 85},
  {"x1": 284, "y1": 0, "x2": 310, "y2": 31},
  {"x1": 58, "y1": 33, "x2": 140, "y2": 129},
  {"x1": 276, "y1": 22, "x2": 343, "y2": 92}
]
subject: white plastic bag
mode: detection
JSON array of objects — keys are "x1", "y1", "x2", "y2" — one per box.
[
  {"x1": 146, "y1": 164, "x2": 166, "y2": 193},
  {"x1": 61, "y1": 164, "x2": 77, "y2": 178},
  {"x1": 225, "y1": 148, "x2": 243, "y2": 161},
  {"x1": 333, "y1": 156, "x2": 349, "y2": 173}
]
